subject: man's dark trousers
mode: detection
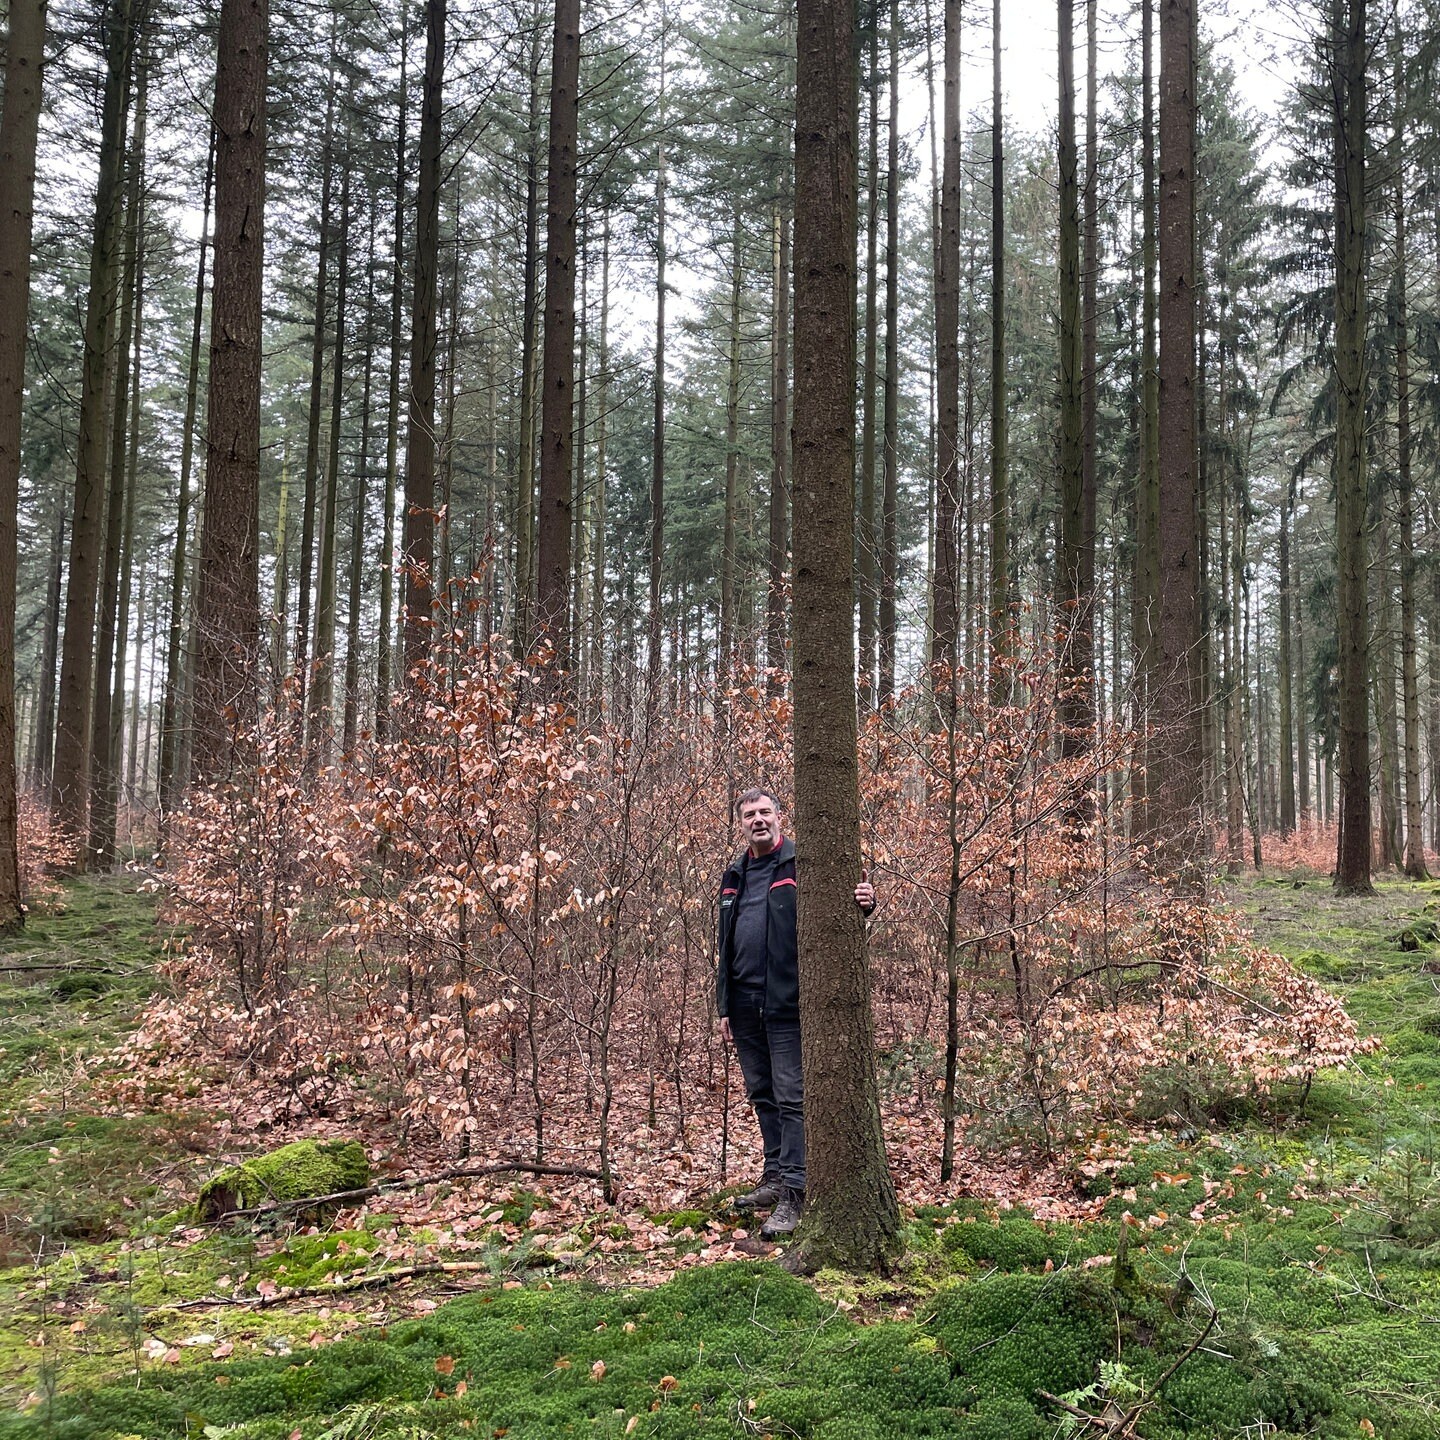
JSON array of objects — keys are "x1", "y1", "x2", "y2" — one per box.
[{"x1": 727, "y1": 989, "x2": 804, "y2": 1190}]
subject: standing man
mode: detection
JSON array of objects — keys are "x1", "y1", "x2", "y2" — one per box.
[{"x1": 717, "y1": 787, "x2": 876, "y2": 1239}]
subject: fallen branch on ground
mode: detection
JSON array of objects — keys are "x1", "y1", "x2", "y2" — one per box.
[
  {"x1": 207, "y1": 1159, "x2": 607, "y2": 1223},
  {"x1": 169, "y1": 1259, "x2": 511, "y2": 1309}
]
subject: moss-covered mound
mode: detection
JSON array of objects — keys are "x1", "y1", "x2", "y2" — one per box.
[{"x1": 196, "y1": 1138, "x2": 369, "y2": 1220}]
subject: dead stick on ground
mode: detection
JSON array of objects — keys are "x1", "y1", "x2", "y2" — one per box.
[
  {"x1": 169, "y1": 1260, "x2": 508, "y2": 1310},
  {"x1": 208, "y1": 1160, "x2": 606, "y2": 1223}
]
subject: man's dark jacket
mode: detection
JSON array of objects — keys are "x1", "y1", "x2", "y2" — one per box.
[{"x1": 716, "y1": 836, "x2": 798, "y2": 1021}]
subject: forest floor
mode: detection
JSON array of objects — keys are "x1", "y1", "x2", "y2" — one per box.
[{"x1": 2, "y1": 868, "x2": 1439, "y2": 1439}]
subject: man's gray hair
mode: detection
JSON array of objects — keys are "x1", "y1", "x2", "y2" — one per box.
[{"x1": 734, "y1": 786, "x2": 783, "y2": 816}]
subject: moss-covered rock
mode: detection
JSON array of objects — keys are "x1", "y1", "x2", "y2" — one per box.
[
  {"x1": 1392, "y1": 920, "x2": 1438, "y2": 952},
  {"x1": 196, "y1": 1138, "x2": 369, "y2": 1220}
]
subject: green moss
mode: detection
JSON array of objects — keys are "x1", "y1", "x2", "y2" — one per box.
[
  {"x1": 939, "y1": 1214, "x2": 1061, "y2": 1271},
  {"x1": 196, "y1": 1140, "x2": 370, "y2": 1220},
  {"x1": 645, "y1": 1209, "x2": 707, "y2": 1230}
]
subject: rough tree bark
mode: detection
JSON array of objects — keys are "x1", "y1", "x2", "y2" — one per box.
[
  {"x1": 190, "y1": 0, "x2": 267, "y2": 781},
  {"x1": 1332, "y1": 0, "x2": 1372, "y2": 894},
  {"x1": 0, "y1": 0, "x2": 48, "y2": 930},
  {"x1": 1150, "y1": 0, "x2": 1204, "y2": 878},
  {"x1": 52, "y1": 0, "x2": 133, "y2": 850},
  {"x1": 788, "y1": 0, "x2": 901, "y2": 1276}
]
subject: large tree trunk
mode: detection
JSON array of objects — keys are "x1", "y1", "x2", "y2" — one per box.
[
  {"x1": 400, "y1": 0, "x2": 444, "y2": 685},
  {"x1": 929, "y1": 0, "x2": 961, "y2": 680},
  {"x1": 789, "y1": 0, "x2": 900, "y2": 1276},
  {"x1": 190, "y1": 0, "x2": 268, "y2": 782},
  {"x1": 1332, "y1": 0, "x2": 1372, "y2": 894},
  {"x1": 52, "y1": 0, "x2": 134, "y2": 850},
  {"x1": 1149, "y1": 0, "x2": 1204, "y2": 877},
  {"x1": 0, "y1": 0, "x2": 48, "y2": 931},
  {"x1": 535, "y1": 0, "x2": 580, "y2": 663}
]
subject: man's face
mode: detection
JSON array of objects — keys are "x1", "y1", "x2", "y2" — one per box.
[{"x1": 739, "y1": 797, "x2": 781, "y2": 856}]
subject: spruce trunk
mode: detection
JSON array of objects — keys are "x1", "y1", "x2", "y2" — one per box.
[
  {"x1": 0, "y1": 0, "x2": 48, "y2": 930},
  {"x1": 190, "y1": 0, "x2": 267, "y2": 781},
  {"x1": 789, "y1": 0, "x2": 900, "y2": 1276}
]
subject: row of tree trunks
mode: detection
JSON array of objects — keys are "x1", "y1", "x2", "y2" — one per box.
[
  {"x1": 90, "y1": 31, "x2": 149, "y2": 867},
  {"x1": 51, "y1": 0, "x2": 135, "y2": 851},
  {"x1": 157, "y1": 128, "x2": 213, "y2": 820}
]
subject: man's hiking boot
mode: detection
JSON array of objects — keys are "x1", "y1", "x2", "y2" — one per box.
[
  {"x1": 760, "y1": 1187, "x2": 804, "y2": 1240},
  {"x1": 734, "y1": 1178, "x2": 783, "y2": 1212}
]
